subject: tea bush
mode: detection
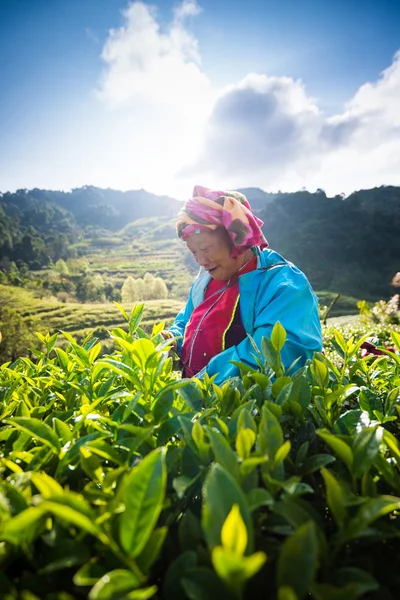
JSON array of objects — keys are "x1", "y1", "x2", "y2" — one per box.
[{"x1": 0, "y1": 304, "x2": 400, "y2": 600}]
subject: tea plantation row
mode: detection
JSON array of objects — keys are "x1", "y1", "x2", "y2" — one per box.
[{"x1": 0, "y1": 304, "x2": 399, "y2": 600}]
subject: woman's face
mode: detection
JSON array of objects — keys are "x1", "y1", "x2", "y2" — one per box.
[{"x1": 185, "y1": 228, "x2": 240, "y2": 281}]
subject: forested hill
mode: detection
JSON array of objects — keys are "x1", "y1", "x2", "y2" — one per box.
[
  {"x1": 0, "y1": 184, "x2": 399, "y2": 300},
  {"x1": 0, "y1": 186, "x2": 181, "y2": 268},
  {"x1": 0, "y1": 186, "x2": 180, "y2": 230},
  {"x1": 256, "y1": 186, "x2": 400, "y2": 300}
]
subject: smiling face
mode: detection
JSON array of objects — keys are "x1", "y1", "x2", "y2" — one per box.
[{"x1": 185, "y1": 228, "x2": 242, "y2": 281}]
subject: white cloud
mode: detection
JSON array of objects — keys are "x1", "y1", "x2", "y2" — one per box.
[
  {"x1": 98, "y1": 0, "x2": 211, "y2": 115},
  {"x1": 181, "y1": 74, "x2": 322, "y2": 183},
  {"x1": 7, "y1": 1, "x2": 397, "y2": 199},
  {"x1": 184, "y1": 50, "x2": 400, "y2": 196},
  {"x1": 173, "y1": 0, "x2": 202, "y2": 23}
]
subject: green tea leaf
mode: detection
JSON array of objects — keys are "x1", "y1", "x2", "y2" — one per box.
[
  {"x1": 321, "y1": 468, "x2": 347, "y2": 528},
  {"x1": 212, "y1": 547, "x2": 266, "y2": 590},
  {"x1": 391, "y1": 331, "x2": 400, "y2": 351},
  {"x1": 40, "y1": 499, "x2": 99, "y2": 537},
  {"x1": 131, "y1": 339, "x2": 156, "y2": 370},
  {"x1": 0, "y1": 506, "x2": 46, "y2": 545},
  {"x1": 359, "y1": 388, "x2": 382, "y2": 417},
  {"x1": 152, "y1": 388, "x2": 174, "y2": 423},
  {"x1": 333, "y1": 410, "x2": 366, "y2": 434},
  {"x1": 55, "y1": 348, "x2": 71, "y2": 372},
  {"x1": 247, "y1": 488, "x2": 274, "y2": 511},
  {"x1": 5, "y1": 417, "x2": 60, "y2": 454},
  {"x1": 89, "y1": 342, "x2": 102, "y2": 364},
  {"x1": 352, "y1": 426, "x2": 383, "y2": 477},
  {"x1": 271, "y1": 322, "x2": 287, "y2": 352},
  {"x1": 30, "y1": 472, "x2": 64, "y2": 498},
  {"x1": 221, "y1": 504, "x2": 247, "y2": 556},
  {"x1": 345, "y1": 495, "x2": 400, "y2": 541},
  {"x1": 137, "y1": 527, "x2": 168, "y2": 573},
  {"x1": 129, "y1": 303, "x2": 145, "y2": 334},
  {"x1": 113, "y1": 301, "x2": 129, "y2": 322},
  {"x1": 53, "y1": 417, "x2": 73, "y2": 444},
  {"x1": 275, "y1": 440, "x2": 291, "y2": 466},
  {"x1": 317, "y1": 429, "x2": 353, "y2": 472},
  {"x1": 120, "y1": 447, "x2": 167, "y2": 557},
  {"x1": 236, "y1": 429, "x2": 256, "y2": 460},
  {"x1": 300, "y1": 454, "x2": 336, "y2": 475},
  {"x1": 261, "y1": 337, "x2": 279, "y2": 371},
  {"x1": 237, "y1": 407, "x2": 257, "y2": 435},
  {"x1": 257, "y1": 404, "x2": 283, "y2": 458},
  {"x1": 202, "y1": 464, "x2": 253, "y2": 552},
  {"x1": 177, "y1": 381, "x2": 204, "y2": 412},
  {"x1": 208, "y1": 427, "x2": 240, "y2": 481},
  {"x1": 89, "y1": 569, "x2": 140, "y2": 599},
  {"x1": 310, "y1": 358, "x2": 329, "y2": 389},
  {"x1": 383, "y1": 429, "x2": 400, "y2": 467},
  {"x1": 277, "y1": 521, "x2": 319, "y2": 599}
]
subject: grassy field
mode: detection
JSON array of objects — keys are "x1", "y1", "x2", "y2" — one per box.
[{"x1": 0, "y1": 284, "x2": 185, "y2": 342}]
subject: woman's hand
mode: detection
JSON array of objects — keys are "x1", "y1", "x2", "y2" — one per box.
[{"x1": 161, "y1": 330, "x2": 178, "y2": 353}]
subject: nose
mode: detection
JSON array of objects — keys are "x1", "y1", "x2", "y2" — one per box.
[{"x1": 196, "y1": 254, "x2": 210, "y2": 267}]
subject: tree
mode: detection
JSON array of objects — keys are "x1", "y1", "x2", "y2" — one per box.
[
  {"x1": 86, "y1": 274, "x2": 105, "y2": 302},
  {"x1": 66, "y1": 258, "x2": 87, "y2": 274},
  {"x1": 121, "y1": 276, "x2": 145, "y2": 303},
  {"x1": 8, "y1": 262, "x2": 21, "y2": 286},
  {"x1": 55, "y1": 258, "x2": 70, "y2": 276},
  {"x1": 121, "y1": 276, "x2": 138, "y2": 304},
  {"x1": 153, "y1": 277, "x2": 168, "y2": 299},
  {"x1": 143, "y1": 272, "x2": 156, "y2": 300}
]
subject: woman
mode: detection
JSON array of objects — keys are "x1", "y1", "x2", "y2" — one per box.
[{"x1": 167, "y1": 185, "x2": 322, "y2": 384}]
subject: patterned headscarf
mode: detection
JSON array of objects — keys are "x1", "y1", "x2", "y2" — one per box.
[{"x1": 176, "y1": 185, "x2": 268, "y2": 255}]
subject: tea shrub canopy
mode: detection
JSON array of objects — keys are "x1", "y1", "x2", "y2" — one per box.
[{"x1": 0, "y1": 304, "x2": 400, "y2": 600}]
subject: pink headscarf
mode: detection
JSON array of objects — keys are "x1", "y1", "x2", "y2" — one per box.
[{"x1": 176, "y1": 185, "x2": 268, "y2": 256}]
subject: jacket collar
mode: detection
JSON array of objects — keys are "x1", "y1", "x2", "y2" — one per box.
[{"x1": 191, "y1": 246, "x2": 279, "y2": 308}]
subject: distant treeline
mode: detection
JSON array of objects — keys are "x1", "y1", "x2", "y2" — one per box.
[
  {"x1": 1, "y1": 184, "x2": 399, "y2": 300},
  {"x1": 256, "y1": 187, "x2": 400, "y2": 300},
  {"x1": 0, "y1": 186, "x2": 180, "y2": 268}
]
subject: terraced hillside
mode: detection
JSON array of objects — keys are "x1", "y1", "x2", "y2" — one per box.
[
  {"x1": 75, "y1": 217, "x2": 196, "y2": 299},
  {"x1": 0, "y1": 284, "x2": 185, "y2": 343}
]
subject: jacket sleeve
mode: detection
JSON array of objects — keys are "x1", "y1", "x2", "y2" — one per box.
[
  {"x1": 168, "y1": 288, "x2": 194, "y2": 353},
  {"x1": 202, "y1": 269, "x2": 322, "y2": 385}
]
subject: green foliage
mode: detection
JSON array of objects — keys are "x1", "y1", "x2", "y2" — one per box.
[
  {"x1": 258, "y1": 185, "x2": 400, "y2": 300},
  {"x1": 358, "y1": 294, "x2": 400, "y2": 326},
  {"x1": 121, "y1": 274, "x2": 169, "y2": 303},
  {"x1": 0, "y1": 306, "x2": 41, "y2": 363},
  {"x1": 0, "y1": 309, "x2": 400, "y2": 599}
]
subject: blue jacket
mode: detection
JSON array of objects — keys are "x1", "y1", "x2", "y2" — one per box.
[{"x1": 169, "y1": 247, "x2": 322, "y2": 384}]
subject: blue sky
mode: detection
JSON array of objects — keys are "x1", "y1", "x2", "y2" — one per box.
[{"x1": 1, "y1": 0, "x2": 400, "y2": 197}]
